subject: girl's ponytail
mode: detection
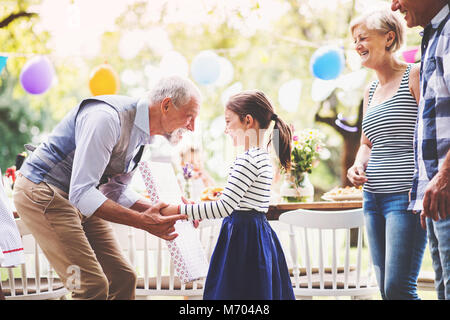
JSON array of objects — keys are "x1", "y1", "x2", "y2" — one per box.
[{"x1": 272, "y1": 116, "x2": 292, "y2": 172}]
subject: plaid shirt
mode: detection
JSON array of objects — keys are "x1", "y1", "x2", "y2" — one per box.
[{"x1": 409, "y1": 5, "x2": 450, "y2": 211}]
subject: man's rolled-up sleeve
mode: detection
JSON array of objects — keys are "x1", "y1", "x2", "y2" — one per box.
[{"x1": 76, "y1": 187, "x2": 109, "y2": 217}]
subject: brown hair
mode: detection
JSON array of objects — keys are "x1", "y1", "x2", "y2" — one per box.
[{"x1": 226, "y1": 90, "x2": 292, "y2": 171}]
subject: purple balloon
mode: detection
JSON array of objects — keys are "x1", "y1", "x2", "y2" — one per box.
[{"x1": 20, "y1": 56, "x2": 55, "y2": 94}]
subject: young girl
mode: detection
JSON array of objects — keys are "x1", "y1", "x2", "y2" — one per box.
[{"x1": 162, "y1": 90, "x2": 295, "y2": 300}]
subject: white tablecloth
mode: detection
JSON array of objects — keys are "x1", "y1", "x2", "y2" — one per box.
[{"x1": 0, "y1": 169, "x2": 24, "y2": 267}]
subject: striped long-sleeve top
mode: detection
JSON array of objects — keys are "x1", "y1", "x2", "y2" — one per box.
[{"x1": 180, "y1": 147, "x2": 273, "y2": 220}]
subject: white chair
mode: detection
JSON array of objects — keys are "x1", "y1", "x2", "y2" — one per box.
[
  {"x1": 110, "y1": 218, "x2": 223, "y2": 299},
  {"x1": 278, "y1": 208, "x2": 379, "y2": 300},
  {"x1": 417, "y1": 271, "x2": 435, "y2": 292},
  {"x1": 0, "y1": 219, "x2": 68, "y2": 300}
]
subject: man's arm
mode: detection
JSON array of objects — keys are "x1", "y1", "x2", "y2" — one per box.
[
  {"x1": 129, "y1": 197, "x2": 155, "y2": 212},
  {"x1": 422, "y1": 150, "x2": 450, "y2": 224},
  {"x1": 421, "y1": 31, "x2": 450, "y2": 225}
]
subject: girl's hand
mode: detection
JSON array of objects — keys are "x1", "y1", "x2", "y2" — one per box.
[
  {"x1": 181, "y1": 196, "x2": 201, "y2": 228},
  {"x1": 160, "y1": 204, "x2": 180, "y2": 216}
]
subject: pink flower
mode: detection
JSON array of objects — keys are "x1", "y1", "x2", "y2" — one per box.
[
  {"x1": 293, "y1": 136, "x2": 299, "y2": 141},
  {"x1": 5, "y1": 166, "x2": 16, "y2": 183}
]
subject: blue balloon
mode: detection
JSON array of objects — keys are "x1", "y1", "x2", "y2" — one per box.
[
  {"x1": 310, "y1": 46, "x2": 345, "y2": 80},
  {"x1": 191, "y1": 51, "x2": 221, "y2": 85},
  {"x1": 0, "y1": 56, "x2": 7, "y2": 74}
]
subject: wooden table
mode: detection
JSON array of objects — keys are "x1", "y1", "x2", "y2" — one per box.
[
  {"x1": 14, "y1": 201, "x2": 363, "y2": 222},
  {"x1": 266, "y1": 201, "x2": 363, "y2": 220}
]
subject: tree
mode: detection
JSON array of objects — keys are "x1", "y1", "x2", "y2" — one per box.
[
  {"x1": 0, "y1": 75, "x2": 48, "y2": 171},
  {"x1": 0, "y1": 0, "x2": 86, "y2": 171},
  {"x1": 0, "y1": 0, "x2": 43, "y2": 171},
  {"x1": 315, "y1": 94, "x2": 363, "y2": 187}
]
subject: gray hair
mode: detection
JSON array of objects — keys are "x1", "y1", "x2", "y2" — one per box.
[
  {"x1": 349, "y1": 7, "x2": 406, "y2": 52},
  {"x1": 149, "y1": 75, "x2": 201, "y2": 108}
]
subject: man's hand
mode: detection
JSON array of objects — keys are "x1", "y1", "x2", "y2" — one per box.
[
  {"x1": 422, "y1": 171, "x2": 450, "y2": 223},
  {"x1": 420, "y1": 211, "x2": 427, "y2": 230},
  {"x1": 138, "y1": 202, "x2": 187, "y2": 240}
]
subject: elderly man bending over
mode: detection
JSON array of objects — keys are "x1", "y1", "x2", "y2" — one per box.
[{"x1": 13, "y1": 75, "x2": 201, "y2": 299}]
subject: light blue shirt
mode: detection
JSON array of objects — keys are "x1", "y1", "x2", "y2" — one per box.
[{"x1": 70, "y1": 98, "x2": 152, "y2": 217}]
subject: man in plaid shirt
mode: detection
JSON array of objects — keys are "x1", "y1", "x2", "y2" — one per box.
[{"x1": 392, "y1": 0, "x2": 450, "y2": 300}]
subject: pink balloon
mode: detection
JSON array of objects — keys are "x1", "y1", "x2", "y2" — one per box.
[
  {"x1": 402, "y1": 48, "x2": 419, "y2": 63},
  {"x1": 20, "y1": 56, "x2": 55, "y2": 94}
]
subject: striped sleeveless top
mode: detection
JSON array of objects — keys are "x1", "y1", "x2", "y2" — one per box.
[{"x1": 362, "y1": 64, "x2": 418, "y2": 193}]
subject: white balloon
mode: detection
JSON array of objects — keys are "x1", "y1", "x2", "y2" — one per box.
[
  {"x1": 144, "y1": 64, "x2": 163, "y2": 88},
  {"x1": 215, "y1": 57, "x2": 234, "y2": 87},
  {"x1": 119, "y1": 30, "x2": 146, "y2": 60},
  {"x1": 336, "y1": 69, "x2": 368, "y2": 91},
  {"x1": 159, "y1": 50, "x2": 189, "y2": 77},
  {"x1": 221, "y1": 82, "x2": 243, "y2": 106},
  {"x1": 191, "y1": 50, "x2": 221, "y2": 85},
  {"x1": 345, "y1": 49, "x2": 362, "y2": 72},
  {"x1": 278, "y1": 79, "x2": 302, "y2": 112},
  {"x1": 121, "y1": 69, "x2": 140, "y2": 86},
  {"x1": 337, "y1": 90, "x2": 362, "y2": 108},
  {"x1": 146, "y1": 27, "x2": 173, "y2": 56},
  {"x1": 311, "y1": 78, "x2": 336, "y2": 102}
]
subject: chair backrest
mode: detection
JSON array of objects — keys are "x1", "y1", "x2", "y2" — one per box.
[
  {"x1": 1, "y1": 219, "x2": 67, "y2": 300},
  {"x1": 110, "y1": 218, "x2": 223, "y2": 298},
  {"x1": 278, "y1": 208, "x2": 378, "y2": 298}
]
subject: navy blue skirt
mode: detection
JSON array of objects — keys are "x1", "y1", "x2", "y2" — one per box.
[{"x1": 203, "y1": 210, "x2": 295, "y2": 300}]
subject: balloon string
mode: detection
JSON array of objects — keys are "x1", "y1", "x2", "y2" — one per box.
[
  {"x1": 335, "y1": 119, "x2": 358, "y2": 132},
  {"x1": 0, "y1": 52, "x2": 37, "y2": 58}
]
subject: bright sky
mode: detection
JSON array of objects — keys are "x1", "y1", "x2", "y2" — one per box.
[{"x1": 31, "y1": 0, "x2": 385, "y2": 58}]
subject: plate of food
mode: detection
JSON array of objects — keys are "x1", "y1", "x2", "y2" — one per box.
[
  {"x1": 200, "y1": 187, "x2": 224, "y2": 201},
  {"x1": 322, "y1": 186, "x2": 363, "y2": 201}
]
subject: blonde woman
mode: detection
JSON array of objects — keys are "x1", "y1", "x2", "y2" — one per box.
[{"x1": 347, "y1": 8, "x2": 427, "y2": 300}]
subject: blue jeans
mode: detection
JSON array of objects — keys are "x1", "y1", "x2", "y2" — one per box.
[
  {"x1": 426, "y1": 216, "x2": 450, "y2": 300},
  {"x1": 363, "y1": 191, "x2": 427, "y2": 300}
]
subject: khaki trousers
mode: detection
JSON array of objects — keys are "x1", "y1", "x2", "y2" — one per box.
[{"x1": 13, "y1": 174, "x2": 137, "y2": 300}]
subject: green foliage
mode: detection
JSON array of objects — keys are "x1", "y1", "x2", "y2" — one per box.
[
  {"x1": 0, "y1": 0, "x2": 86, "y2": 171},
  {"x1": 0, "y1": 72, "x2": 48, "y2": 170}
]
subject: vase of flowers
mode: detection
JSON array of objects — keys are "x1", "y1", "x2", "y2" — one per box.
[
  {"x1": 182, "y1": 163, "x2": 194, "y2": 200},
  {"x1": 280, "y1": 129, "x2": 326, "y2": 203},
  {"x1": 280, "y1": 172, "x2": 314, "y2": 202}
]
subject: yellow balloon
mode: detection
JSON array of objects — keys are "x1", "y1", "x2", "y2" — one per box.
[{"x1": 88, "y1": 64, "x2": 119, "y2": 96}]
